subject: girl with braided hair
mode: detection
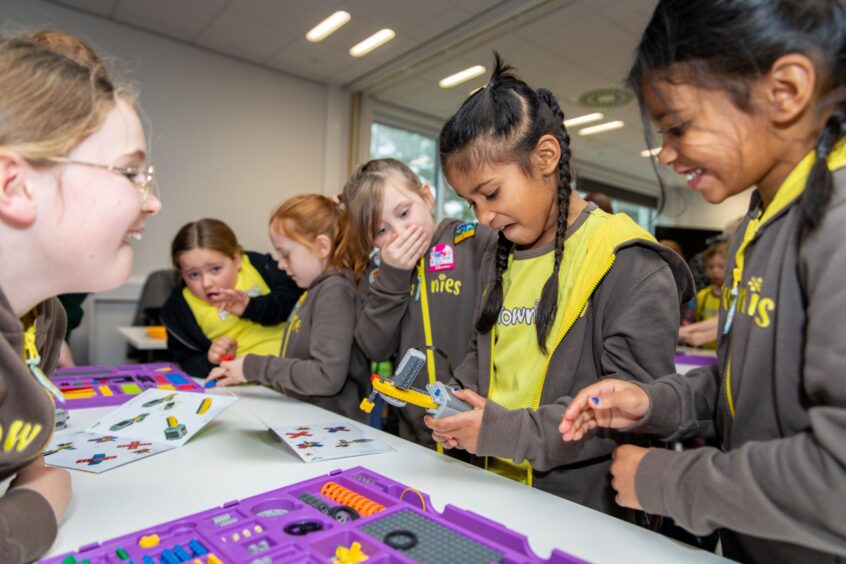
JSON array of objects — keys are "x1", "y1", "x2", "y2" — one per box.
[
  {"x1": 426, "y1": 55, "x2": 692, "y2": 518},
  {"x1": 560, "y1": 1, "x2": 846, "y2": 560}
]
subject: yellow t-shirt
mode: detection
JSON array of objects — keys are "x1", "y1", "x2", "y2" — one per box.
[
  {"x1": 694, "y1": 286, "x2": 721, "y2": 350},
  {"x1": 488, "y1": 211, "x2": 605, "y2": 483},
  {"x1": 183, "y1": 254, "x2": 285, "y2": 357}
]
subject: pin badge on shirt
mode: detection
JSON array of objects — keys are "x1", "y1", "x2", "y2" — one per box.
[{"x1": 429, "y1": 244, "x2": 455, "y2": 272}]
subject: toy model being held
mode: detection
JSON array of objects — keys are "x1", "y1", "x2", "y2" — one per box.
[{"x1": 360, "y1": 349, "x2": 471, "y2": 419}]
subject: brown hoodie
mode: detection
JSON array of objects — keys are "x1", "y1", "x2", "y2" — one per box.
[
  {"x1": 355, "y1": 219, "x2": 498, "y2": 446},
  {"x1": 454, "y1": 206, "x2": 694, "y2": 518},
  {"x1": 243, "y1": 270, "x2": 370, "y2": 422},
  {"x1": 0, "y1": 287, "x2": 65, "y2": 563}
]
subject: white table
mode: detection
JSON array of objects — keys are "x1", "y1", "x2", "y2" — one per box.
[
  {"x1": 117, "y1": 326, "x2": 167, "y2": 351},
  {"x1": 41, "y1": 385, "x2": 726, "y2": 563}
]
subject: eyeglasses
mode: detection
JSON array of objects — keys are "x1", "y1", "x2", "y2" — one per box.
[{"x1": 47, "y1": 156, "x2": 158, "y2": 203}]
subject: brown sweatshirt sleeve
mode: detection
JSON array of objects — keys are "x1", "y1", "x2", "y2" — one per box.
[
  {"x1": 243, "y1": 277, "x2": 356, "y2": 397},
  {"x1": 636, "y1": 196, "x2": 846, "y2": 555},
  {"x1": 629, "y1": 363, "x2": 721, "y2": 440},
  {"x1": 354, "y1": 262, "x2": 414, "y2": 362},
  {"x1": 477, "y1": 247, "x2": 683, "y2": 470},
  {"x1": 0, "y1": 488, "x2": 58, "y2": 563}
]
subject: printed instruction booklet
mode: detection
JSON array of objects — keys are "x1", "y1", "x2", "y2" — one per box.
[
  {"x1": 44, "y1": 388, "x2": 237, "y2": 473},
  {"x1": 270, "y1": 422, "x2": 394, "y2": 463}
]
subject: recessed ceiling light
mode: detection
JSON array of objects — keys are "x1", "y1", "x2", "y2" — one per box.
[
  {"x1": 439, "y1": 65, "x2": 486, "y2": 88},
  {"x1": 349, "y1": 29, "x2": 395, "y2": 57},
  {"x1": 640, "y1": 147, "x2": 662, "y2": 157},
  {"x1": 563, "y1": 113, "x2": 603, "y2": 128},
  {"x1": 578, "y1": 121, "x2": 624, "y2": 136},
  {"x1": 306, "y1": 11, "x2": 350, "y2": 42}
]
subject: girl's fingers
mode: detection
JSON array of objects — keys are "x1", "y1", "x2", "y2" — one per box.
[{"x1": 394, "y1": 226, "x2": 423, "y2": 257}]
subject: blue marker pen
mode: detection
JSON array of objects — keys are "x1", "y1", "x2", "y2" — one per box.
[{"x1": 204, "y1": 380, "x2": 217, "y2": 388}]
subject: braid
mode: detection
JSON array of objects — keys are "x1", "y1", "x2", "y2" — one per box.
[
  {"x1": 800, "y1": 102, "x2": 846, "y2": 239},
  {"x1": 476, "y1": 233, "x2": 512, "y2": 334},
  {"x1": 439, "y1": 54, "x2": 576, "y2": 352},
  {"x1": 534, "y1": 89, "x2": 573, "y2": 353}
]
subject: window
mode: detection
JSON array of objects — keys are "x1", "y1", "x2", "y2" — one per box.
[
  {"x1": 608, "y1": 198, "x2": 656, "y2": 230},
  {"x1": 369, "y1": 122, "x2": 656, "y2": 229},
  {"x1": 369, "y1": 122, "x2": 474, "y2": 222}
]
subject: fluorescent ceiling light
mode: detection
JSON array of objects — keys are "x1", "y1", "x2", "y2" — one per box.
[
  {"x1": 578, "y1": 121, "x2": 624, "y2": 136},
  {"x1": 350, "y1": 29, "x2": 395, "y2": 57},
  {"x1": 439, "y1": 65, "x2": 486, "y2": 88},
  {"x1": 306, "y1": 11, "x2": 350, "y2": 42},
  {"x1": 640, "y1": 147, "x2": 662, "y2": 157},
  {"x1": 563, "y1": 113, "x2": 603, "y2": 127}
]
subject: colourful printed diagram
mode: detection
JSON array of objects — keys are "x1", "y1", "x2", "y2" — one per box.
[
  {"x1": 336, "y1": 439, "x2": 373, "y2": 448},
  {"x1": 43, "y1": 389, "x2": 237, "y2": 473},
  {"x1": 88, "y1": 435, "x2": 118, "y2": 443},
  {"x1": 76, "y1": 453, "x2": 117, "y2": 466},
  {"x1": 164, "y1": 416, "x2": 188, "y2": 441},
  {"x1": 296, "y1": 441, "x2": 323, "y2": 449},
  {"x1": 143, "y1": 393, "x2": 177, "y2": 408},
  {"x1": 43, "y1": 442, "x2": 76, "y2": 456},
  {"x1": 271, "y1": 422, "x2": 394, "y2": 463},
  {"x1": 109, "y1": 413, "x2": 149, "y2": 431}
]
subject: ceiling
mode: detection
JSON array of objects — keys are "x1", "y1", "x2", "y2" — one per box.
[{"x1": 49, "y1": 0, "x2": 667, "y2": 193}]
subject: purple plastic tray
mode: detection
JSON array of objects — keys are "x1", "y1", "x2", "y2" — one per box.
[
  {"x1": 674, "y1": 353, "x2": 718, "y2": 367},
  {"x1": 45, "y1": 466, "x2": 585, "y2": 564},
  {"x1": 52, "y1": 363, "x2": 203, "y2": 410}
]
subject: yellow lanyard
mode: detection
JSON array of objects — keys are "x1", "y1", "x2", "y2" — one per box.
[
  {"x1": 416, "y1": 258, "x2": 443, "y2": 454},
  {"x1": 23, "y1": 317, "x2": 65, "y2": 403},
  {"x1": 415, "y1": 259, "x2": 437, "y2": 387},
  {"x1": 723, "y1": 141, "x2": 846, "y2": 417},
  {"x1": 281, "y1": 291, "x2": 308, "y2": 358}
]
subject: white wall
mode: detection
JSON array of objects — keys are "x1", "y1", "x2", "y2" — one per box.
[{"x1": 2, "y1": 0, "x2": 351, "y2": 364}]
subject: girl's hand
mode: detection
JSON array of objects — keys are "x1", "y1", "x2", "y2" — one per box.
[
  {"x1": 208, "y1": 336, "x2": 238, "y2": 364},
  {"x1": 559, "y1": 379, "x2": 650, "y2": 441},
  {"x1": 206, "y1": 356, "x2": 247, "y2": 386},
  {"x1": 423, "y1": 389, "x2": 486, "y2": 453},
  {"x1": 10, "y1": 457, "x2": 72, "y2": 523},
  {"x1": 212, "y1": 288, "x2": 250, "y2": 317},
  {"x1": 611, "y1": 445, "x2": 650, "y2": 509},
  {"x1": 380, "y1": 225, "x2": 430, "y2": 270}
]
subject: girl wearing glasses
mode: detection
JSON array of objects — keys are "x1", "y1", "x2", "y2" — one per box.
[{"x1": 0, "y1": 30, "x2": 161, "y2": 562}]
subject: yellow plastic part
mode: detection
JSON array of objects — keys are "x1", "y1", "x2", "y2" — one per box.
[
  {"x1": 138, "y1": 534, "x2": 160, "y2": 548},
  {"x1": 207, "y1": 555, "x2": 224, "y2": 564},
  {"x1": 196, "y1": 397, "x2": 212, "y2": 415},
  {"x1": 334, "y1": 541, "x2": 369, "y2": 564},
  {"x1": 359, "y1": 397, "x2": 375, "y2": 413},
  {"x1": 145, "y1": 325, "x2": 167, "y2": 339},
  {"x1": 371, "y1": 377, "x2": 438, "y2": 410}
]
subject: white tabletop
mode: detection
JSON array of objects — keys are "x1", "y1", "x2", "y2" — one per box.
[
  {"x1": 117, "y1": 326, "x2": 167, "y2": 350},
  {"x1": 41, "y1": 384, "x2": 726, "y2": 563}
]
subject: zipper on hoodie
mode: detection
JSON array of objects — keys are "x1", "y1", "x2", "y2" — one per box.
[{"x1": 486, "y1": 253, "x2": 616, "y2": 487}]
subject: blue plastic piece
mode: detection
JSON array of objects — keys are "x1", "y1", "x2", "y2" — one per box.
[
  {"x1": 141, "y1": 556, "x2": 155, "y2": 564},
  {"x1": 188, "y1": 539, "x2": 208, "y2": 556},
  {"x1": 159, "y1": 549, "x2": 179, "y2": 564},
  {"x1": 173, "y1": 545, "x2": 191, "y2": 561}
]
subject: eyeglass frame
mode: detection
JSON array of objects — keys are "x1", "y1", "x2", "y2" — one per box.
[{"x1": 46, "y1": 156, "x2": 157, "y2": 203}]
